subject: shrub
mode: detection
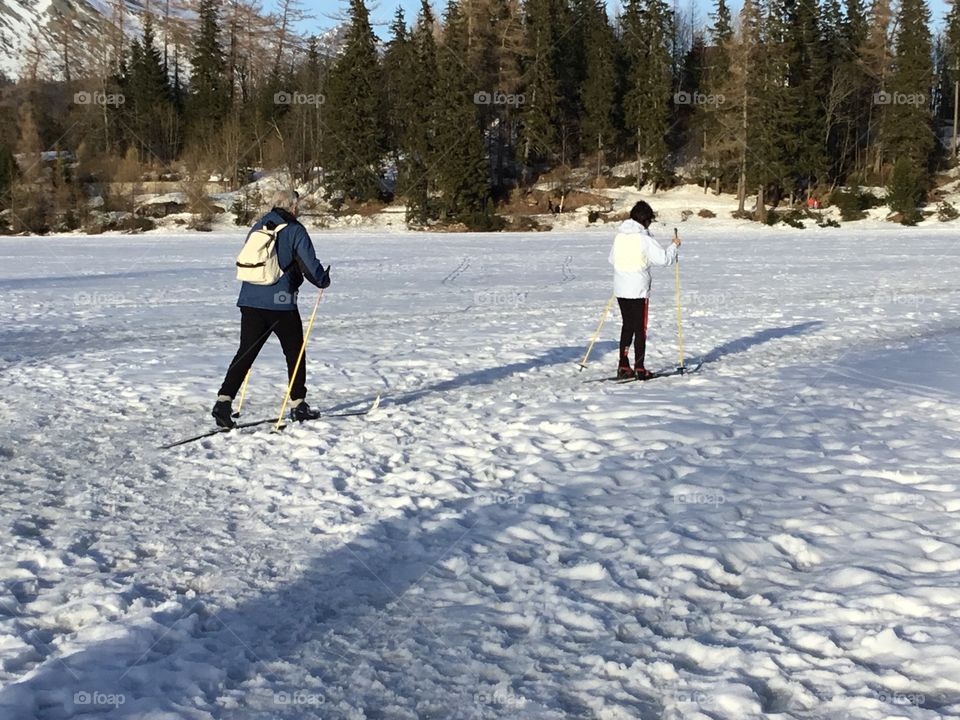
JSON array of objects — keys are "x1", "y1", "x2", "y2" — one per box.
[
  {"x1": 778, "y1": 210, "x2": 806, "y2": 228},
  {"x1": 886, "y1": 157, "x2": 924, "y2": 225},
  {"x1": 831, "y1": 188, "x2": 869, "y2": 220},
  {"x1": 937, "y1": 200, "x2": 959, "y2": 221},
  {"x1": 231, "y1": 187, "x2": 263, "y2": 226}
]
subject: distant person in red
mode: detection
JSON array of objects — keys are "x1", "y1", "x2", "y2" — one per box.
[{"x1": 608, "y1": 201, "x2": 681, "y2": 380}]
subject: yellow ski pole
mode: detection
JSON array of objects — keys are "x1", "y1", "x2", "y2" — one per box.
[
  {"x1": 578, "y1": 293, "x2": 616, "y2": 372},
  {"x1": 234, "y1": 369, "x2": 251, "y2": 417},
  {"x1": 673, "y1": 228, "x2": 686, "y2": 373},
  {"x1": 274, "y1": 288, "x2": 324, "y2": 431}
]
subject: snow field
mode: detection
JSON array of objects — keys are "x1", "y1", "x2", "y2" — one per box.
[{"x1": 0, "y1": 224, "x2": 959, "y2": 718}]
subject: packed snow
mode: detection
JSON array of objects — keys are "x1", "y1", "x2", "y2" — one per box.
[{"x1": 0, "y1": 223, "x2": 958, "y2": 719}]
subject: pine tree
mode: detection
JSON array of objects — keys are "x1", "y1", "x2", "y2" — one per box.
[
  {"x1": 127, "y1": 12, "x2": 176, "y2": 162},
  {"x1": 383, "y1": 9, "x2": 412, "y2": 167},
  {"x1": 699, "y1": 0, "x2": 735, "y2": 188},
  {"x1": 519, "y1": 0, "x2": 571, "y2": 176},
  {"x1": 711, "y1": 0, "x2": 734, "y2": 50},
  {"x1": 887, "y1": 155, "x2": 923, "y2": 222},
  {"x1": 187, "y1": 0, "x2": 228, "y2": 132},
  {"x1": 827, "y1": 0, "x2": 871, "y2": 180},
  {"x1": 403, "y1": 1, "x2": 440, "y2": 223},
  {"x1": 861, "y1": 0, "x2": 894, "y2": 176},
  {"x1": 578, "y1": 0, "x2": 619, "y2": 175},
  {"x1": 322, "y1": 0, "x2": 385, "y2": 202},
  {"x1": 782, "y1": 0, "x2": 827, "y2": 194},
  {"x1": 434, "y1": 0, "x2": 495, "y2": 227},
  {"x1": 881, "y1": 0, "x2": 934, "y2": 172},
  {"x1": 485, "y1": 0, "x2": 526, "y2": 196},
  {"x1": 622, "y1": 0, "x2": 674, "y2": 189}
]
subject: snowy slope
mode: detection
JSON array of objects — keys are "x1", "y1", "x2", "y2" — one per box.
[
  {"x1": 0, "y1": 0, "x2": 52, "y2": 77},
  {"x1": 0, "y1": 225, "x2": 959, "y2": 719},
  {"x1": 0, "y1": 0, "x2": 346, "y2": 80}
]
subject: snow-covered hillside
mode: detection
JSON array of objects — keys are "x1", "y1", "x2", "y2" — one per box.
[
  {"x1": 0, "y1": 0, "x2": 346, "y2": 80},
  {"x1": 0, "y1": 225, "x2": 958, "y2": 719}
]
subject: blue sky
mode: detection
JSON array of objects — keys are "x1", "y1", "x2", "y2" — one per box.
[{"x1": 290, "y1": 0, "x2": 953, "y2": 37}]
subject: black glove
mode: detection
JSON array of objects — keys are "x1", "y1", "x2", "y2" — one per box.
[{"x1": 318, "y1": 264, "x2": 331, "y2": 289}]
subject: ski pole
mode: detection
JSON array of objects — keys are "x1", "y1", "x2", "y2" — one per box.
[
  {"x1": 274, "y1": 288, "x2": 324, "y2": 431},
  {"x1": 673, "y1": 228, "x2": 686, "y2": 373},
  {"x1": 578, "y1": 293, "x2": 616, "y2": 371},
  {"x1": 234, "y1": 369, "x2": 251, "y2": 418}
]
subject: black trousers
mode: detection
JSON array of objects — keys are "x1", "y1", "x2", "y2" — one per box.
[
  {"x1": 219, "y1": 306, "x2": 307, "y2": 401},
  {"x1": 617, "y1": 297, "x2": 648, "y2": 367}
]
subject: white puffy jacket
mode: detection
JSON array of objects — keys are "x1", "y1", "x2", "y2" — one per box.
[{"x1": 608, "y1": 219, "x2": 678, "y2": 299}]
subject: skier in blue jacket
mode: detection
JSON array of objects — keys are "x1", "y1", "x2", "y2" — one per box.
[
  {"x1": 212, "y1": 189, "x2": 331, "y2": 428},
  {"x1": 608, "y1": 200, "x2": 680, "y2": 379}
]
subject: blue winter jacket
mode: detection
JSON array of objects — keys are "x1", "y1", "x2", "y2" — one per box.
[{"x1": 237, "y1": 208, "x2": 328, "y2": 310}]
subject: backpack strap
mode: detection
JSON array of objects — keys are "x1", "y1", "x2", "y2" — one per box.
[{"x1": 268, "y1": 223, "x2": 295, "y2": 272}]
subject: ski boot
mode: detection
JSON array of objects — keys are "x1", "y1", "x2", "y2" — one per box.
[
  {"x1": 212, "y1": 398, "x2": 236, "y2": 429},
  {"x1": 290, "y1": 400, "x2": 322, "y2": 422},
  {"x1": 617, "y1": 351, "x2": 634, "y2": 380},
  {"x1": 634, "y1": 365, "x2": 654, "y2": 381}
]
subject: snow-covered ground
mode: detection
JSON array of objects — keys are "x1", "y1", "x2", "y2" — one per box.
[{"x1": 1, "y1": 224, "x2": 958, "y2": 719}]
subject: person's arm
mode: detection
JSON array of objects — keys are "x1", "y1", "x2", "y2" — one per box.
[
  {"x1": 292, "y1": 226, "x2": 331, "y2": 288},
  {"x1": 643, "y1": 234, "x2": 678, "y2": 267}
]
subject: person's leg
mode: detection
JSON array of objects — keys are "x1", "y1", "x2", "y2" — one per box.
[
  {"x1": 272, "y1": 308, "x2": 308, "y2": 402},
  {"x1": 635, "y1": 298, "x2": 648, "y2": 370},
  {"x1": 617, "y1": 298, "x2": 634, "y2": 368},
  {"x1": 218, "y1": 307, "x2": 273, "y2": 399}
]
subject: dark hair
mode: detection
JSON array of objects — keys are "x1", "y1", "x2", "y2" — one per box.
[{"x1": 629, "y1": 201, "x2": 655, "y2": 228}]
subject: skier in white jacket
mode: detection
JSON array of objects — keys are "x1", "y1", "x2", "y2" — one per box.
[{"x1": 608, "y1": 201, "x2": 680, "y2": 379}]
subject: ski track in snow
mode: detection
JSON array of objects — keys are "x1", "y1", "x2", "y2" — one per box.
[{"x1": 0, "y1": 226, "x2": 959, "y2": 719}]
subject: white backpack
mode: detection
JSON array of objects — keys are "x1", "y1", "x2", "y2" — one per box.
[{"x1": 235, "y1": 223, "x2": 288, "y2": 285}]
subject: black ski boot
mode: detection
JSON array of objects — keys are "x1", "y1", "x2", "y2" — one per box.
[
  {"x1": 635, "y1": 365, "x2": 654, "y2": 381},
  {"x1": 212, "y1": 399, "x2": 236, "y2": 429},
  {"x1": 290, "y1": 400, "x2": 321, "y2": 422},
  {"x1": 617, "y1": 351, "x2": 634, "y2": 380}
]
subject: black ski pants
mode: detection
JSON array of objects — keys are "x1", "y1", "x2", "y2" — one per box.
[
  {"x1": 617, "y1": 297, "x2": 648, "y2": 367},
  {"x1": 219, "y1": 306, "x2": 308, "y2": 402}
]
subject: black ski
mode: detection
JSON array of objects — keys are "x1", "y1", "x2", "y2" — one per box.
[
  {"x1": 615, "y1": 361, "x2": 704, "y2": 384},
  {"x1": 582, "y1": 362, "x2": 703, "y2": 385},
  {"x1": 160, "y1": 395, "x2": 381, "y2": 450}
]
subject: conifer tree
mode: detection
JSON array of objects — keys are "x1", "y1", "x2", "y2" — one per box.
[
  {"x1": 187, "y1": 0, "x2": 228, "y2": 132},
  {"x1": 322, "y1": 0, "x2": 385, "y2": 202},
  {"x1": 579, "y1": 0, "x2": 619, "y2": 173},
  {"x1": 434, "y1": 0, "x2": 495, "y2": 226},
  {"x1": 861, "y1": 0, "x2": 894, "y2": 176},
  {"x1": 622, "y1": 0, "x2": 674, "y2": 189},
  {"x1": 699, "y1": 0, "x2": 736, "y2": 188},
  {"x1": 403, "y1": 1, "x2": 440, "y2": 223},
  {"x1": 520, "y1": 0, "x2": 562, "y2": 176},
  {"x1": 881, "y1": 0, "x2": 934, "y2": 172},
  {"x1": 127, "y1": 12, "x2": 175, "y2": 162},
  {"x1": 783, "y1": 0, "x2": 827, "y2": 194},
  {"x1": 383, "y1": 9, "x2": 414, "y2": 173}
]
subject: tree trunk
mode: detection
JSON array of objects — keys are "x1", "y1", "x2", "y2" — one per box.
[{"x1": 756, "y1": 184, "x2": 767, "y2": 222}]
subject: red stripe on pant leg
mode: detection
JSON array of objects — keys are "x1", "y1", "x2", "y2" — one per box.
[{"x1": 643, "y1": 298, "x2": 649, "y2": 338}]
